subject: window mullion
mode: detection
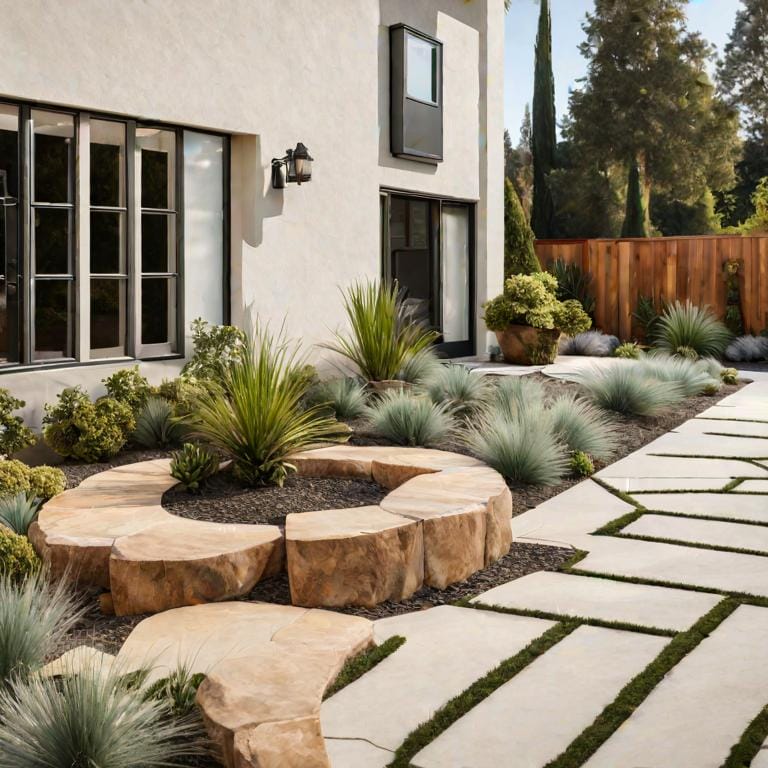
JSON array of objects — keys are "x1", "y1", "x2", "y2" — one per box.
[
  {"x1": 77, "y1": 113, "x2": 90, "y2": 362},
  {"x1": 127, "y1": 120, "x2": 139, "y2": 358}
]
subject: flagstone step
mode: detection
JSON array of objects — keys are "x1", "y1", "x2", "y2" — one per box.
[
  {"x1": 624, "y1": 514, "x2": 768, "y2": 553},
  {"x1": 471, "y1": 571, "x2": 720, "y2": 631},
  {"x1": 696, "y1": 405, "x2": 768, "y2": 422},
  {"x1": 584, "y1": 604, "x2": 768, "y2": 768},
  {"x1": 752, "y1": 740, "x2": 768, "y2": 767},
  {"x1": 642, "y1": 432, "x2": 768, "y2": 459},
  {"x1": 735, "y1": 480, "x2": 768, "y2": 493},
  {"x1": 411, "y1": 625, "x2": 668, "y2": 768},
  {"x1": 675, "y1": 419, "x2": 768, "y2": 439},
  {"x1": 320, "y1": 606, "x2": 554, "y2": 763},
  {"x1": 596, "y1": 453, "x2": 768, "y2": 480},
  {"x1": 638, "y1": 492, "x2": 768, "y2": 522},
  {"x1": 607, "y1": 477, "x2": 736, "y2": 493}
]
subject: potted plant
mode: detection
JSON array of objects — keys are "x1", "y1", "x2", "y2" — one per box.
[{"x1": 483, "y1": 272, "x2": 591, "y2": 365}]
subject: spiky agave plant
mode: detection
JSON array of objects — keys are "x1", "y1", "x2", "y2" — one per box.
[
  {"x1": 323, "y1": 280, "x2": 438, "y2": 382},
  {"x1": 547, "y1": 393, "x2": 618, "y2": 461},
  {"x1": 425, "y1": 365, "x2": 491, "y2": 418},
  {"x1": 654, "y1": 301, "x2": 732, "y2": 358},
  {"x1": 0, "y1": 493, "x2": 40, "y2": 535},
  {"x1": 193, "y1": 324, "x2": 348, "y2": 487},
  {"x1": 368, "y1": 390, "x2": 453, "y2": 447},
  {"x1": 132, "y1": 396, "x2": 185, "y2": 449}
]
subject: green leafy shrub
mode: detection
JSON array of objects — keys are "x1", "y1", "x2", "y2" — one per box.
[
  {"x1": 654, "y1": 301, "x2": 732, "y2": 358},
  {"x1": 183, "y1": 317, "x2": 246, "y2": 380},
  {"x1": 570, "y1": 450, "x2": 595, "y2": 477},
  {"x1": 559, "y1": 330, "x2": 619, "y2": 357},
  {"x1": 637, "y1": 355, "x2": 720, "y2": 397},
  {"x1": 0, "y1": 460, "x2": 31, "y2": 496},
  {"x1": 193, "y1": 325, "x2": 348, "y2": 487},
  {"x1": 425, "y1": 365, "x2": 490, "y2": 418},
  {"x1": 43, "y1": 387, "x2": 135, "y2": 462},
  {"x1": 28, "y1": 466, "x2": 66, "y2": 500},
  {"x1": 324, "y1": 280, "x2": 438, "y2": 382},
  {"x1": 550, "y1": 259, "x2": 595, "y2": 316},
  {"x1": 614, "y1": 342, "x2": 641, "y2": 359},
  {"x1": 0, "y1": 494, "x2": 40, "y2": 535},
  {"x1": 153, "y1": 376, "x2": 218, "y2": 419},
  {"x1": 0, "y1": 529, "x2": 39, "y2": 584},
  {"x1": 133, "y1": 397, "x2": 185, "y2": 449},
  {"x1": 170, "y1": 443, "x2": 220, "y2": 493},
  {"x1": 102, "y1": 366, "x2": 151, "y2": 415},
  {"x1": 368, "y1": 391, "x2": 453, "y2": 447},
  {"x1": 721, "y1": 367, "x2": 739, "y2": 385},
  {"x1": 0, "y1": 390, "x2": 35, "y2": 458},
  {"x1": 548, "y1": 394, "x2": 617, "y2": 460},
  {"x1": 306, "y1": 378, "x2": 368, "y2": 420}
]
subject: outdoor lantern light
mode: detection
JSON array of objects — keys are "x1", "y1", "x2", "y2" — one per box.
[{"x1": 271, "y1": 142, "x2": 313, "y2": 188}]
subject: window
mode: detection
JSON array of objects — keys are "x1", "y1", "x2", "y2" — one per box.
[
  {"x1": 0, "y1": 101, "x2": 228, "y2": 370},
  {"x1": 406, "y1": 33, "x2": 438, "y2": 105}
]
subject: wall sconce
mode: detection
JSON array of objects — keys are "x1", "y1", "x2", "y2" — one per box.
[{"x1": 271, "y1": 142, "x2": 313, "y2": 189}]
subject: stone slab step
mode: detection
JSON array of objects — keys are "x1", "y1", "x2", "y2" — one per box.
[
  {"x1": 642, "y1": 432, "x2": 768, "y2": 459},
  {"x1": 411, "y1": 625, "x2": 668, "y2": 768},
  {"x1": 752, "y1": 740, "x2": 768, "y2": 767},
  {"x1": 320, "y1": 606, "x2": 554, "y2": 759},
  {"x1": 675, "y1": 419, "x2": 768, "y2": 439},
  {"x1": 638, "y1": 493, "x2": 768, "y2": 522},
  {"x1": 584, "y1": 604, "x2": 768, "y2": 768},
  {"x1": 471, "y1": 571, "x2": 719, "y2": 631},
  {"x1": 607, "y1": 477, "x2": 735, "y2": 493},
  {"x1": 624, "y1": 514, "x2": 768, "y2": 553},
  {"x1": 596, "y1": 453, "x2": 767, "y2": 480},
  {"x1": 735, "y1": 480, "x2": 768, "y2": 493}
]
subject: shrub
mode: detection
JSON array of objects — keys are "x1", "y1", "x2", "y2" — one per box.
[
  {"x1": 724, "y1": 335, "x2": 768, "y2": 362},
  {"x1": 28, "y1": 466, "x2": 66, "y2": 500},
  {"x1": 503, "y1": 179, "x2": 540, "y2": 277},
  {"x1": 654, "y1": 301, "x2": 732, "y2": 358},
  {"x1": 170, "y1": 443, "x2": 220, "y2": 493},
  {"x1": 425, "y1": 365, "x2": 490, "y2": 418},
  {"x1": 558, "y1": 330, "x2": 620, "y2": 357},
  {"x1": 133, "y1": 397, "x2": 184, "y2": 449},
  {"x1": 193, "y1": 324, "x2": 348, "y2": 487},
  {"x1": 633, "y1": 294, "x2": 663, "y2": 342},
  {"x1": 102, "y1": 366, "x2": 151, "y2": 415},
  {"x1": 43, "y1": 387, "x2": 135, "y2": 463},
  {"x1": 153, "y1": 376, "x2": 217, "y2": 419},
  {"x1": 307, "y1": 378, "x2": 368, "y2": 420},
  {"x1": 550, "y1": 259, "x2": 595, "y2": 317},
  {"x1": 0, "y1": 494, "x2": 40, "y2": 535},
  {"x1": 324, "y1": 280, "x2": 438, "y2": 382},
  {"x1": 0, "y1": 529, "x2": 39, "y2": 584},
  {"x1": 182, "y1": 317, "x2": 246, "y2": 380},
  {"x1": 488, "y1": 377, "x2": 546, "y2": 421},
  {"x1": 570, "y1": 450, "x2": 595, "y2": 477},
  {"x1": 574, "y1": 365, "x2": 686, "y2": 417},
  {"x1": 0, "y1": 390, "x2": 34, "y2": 458},
  {"x1": 614, "y1": 342, "x2": 641, "y2": 359},
  {"x1": 721, "y1": 367, "x2": 739, "y2": 385},
  {"x1": 368, "y1": 391, "x2": 453, "y2": 447},
  {"x1": 397, "y1": 347, "x2": 443, "y2": 385},
  {"x1": 0, "y1": 460, "x2": 31, "y2": 496},
  {"x1": 548, "y1": 394, "x2": 617, "y2": 460},
  {"x1": 637, "y1": 355, "x2": 720, "y2": 397}
]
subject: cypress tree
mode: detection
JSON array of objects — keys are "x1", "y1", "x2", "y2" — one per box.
[
  {"x1": 504, "y1": 179, "x2": 541, "y2": 277},
  {"x1": 531, "y1": 0, "x2": 557, "y2": 238},
  {"x1": 621, "y1": 155, "x2": 649, "y2": 237}
]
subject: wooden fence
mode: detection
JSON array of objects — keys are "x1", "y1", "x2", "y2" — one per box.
[{"x1": 535, "y1": 236, "x2": 768, "y2": 340}]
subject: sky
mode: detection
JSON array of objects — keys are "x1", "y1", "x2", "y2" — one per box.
[{"x1": 504, "y1": 0, "x2": 744, "y2": 141}]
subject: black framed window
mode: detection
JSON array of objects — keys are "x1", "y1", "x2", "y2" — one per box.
[{"x1": 0, "y1": 104, "x2": 20, "y2": 366}]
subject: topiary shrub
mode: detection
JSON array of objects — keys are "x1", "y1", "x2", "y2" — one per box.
[
  {"x1": 503, "y1": 178, "x2": 541, "y2": 277},
  {"x1": 0, "y1": 460, "x2": 31, "y2": 497},
  {"x1": 43, "y1": 387, "x2": 135, "y2": 463},
  {"x1": 0, "y1": 529, "x2": 40, "y2": 584},
  {"x1": 28, "y1": 466, "x2": 66, "y2": 500},
  {"x1": 0, "y1": 390, "x2": 35, "y2": 458},
  {"x1": 102, "y1": 366, "x2": 151, "y2": 416}
]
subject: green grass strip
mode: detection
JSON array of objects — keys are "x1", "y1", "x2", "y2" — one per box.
[
  {"x1": 543, "y1": 597, "x2": 741, "y2": 768},
  {"x1": 324, "y1": 635, "x2": 406, "y2": 700},
  {"x1": 611, "y1": 531, "x2": 768, "y2": 559},
  {"x1": 722, "y1": 704, "x2": 768, "y2": 767},
  {"x1": 387, "y1": 621, "x2": 578, "y2": 768},
  {"x1": 592, "y1": 510, "x2": 643, "y2": 536}
]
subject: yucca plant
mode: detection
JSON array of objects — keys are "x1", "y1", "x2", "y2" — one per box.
[
  {"x1": 637, "y1": 355, "x2": 721, "y2": 397},
  {"x1": 0, "y1": 493, "x2": 40, "y2": 535},
  {"x1": 193, "y1": 324, "x2": 348, "y2": 486},
  {"x1": 307, "y1": 378, "x2": 368, "y2": 420},
  {"x1": 488, "y1": 376, "x2": 546, "y2": 421},
  {"x1": 133, "y1": 397, "x2": 185, "y2": 449},
  {"x1": 170, "y1": 443, "x2": 220, "y2": 493},
  {"x1": 324, "y1": 280, "x2": 438, "y2": 382},
  {"x1": 654, "y1": 300, "x2": 732, "y2": 358},
  {"x1": 548, "y1": 394, "x2": 618, "y2": 460},
  {"x1": 425, "y1": 365, "x2": 490, "y2": 418},
  {"x1": 368, "y1": 390, "x2": 453, "y2": 447},
  {"x1": 0, "y1": 571, "x2": 85, "y2": 688}
]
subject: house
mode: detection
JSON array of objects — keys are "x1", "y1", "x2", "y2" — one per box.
[{"x1": 0, "y1": 0, "x2": 504, "y2": 427}]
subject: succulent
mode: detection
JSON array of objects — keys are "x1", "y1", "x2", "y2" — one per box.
[
  {"x1": 170, "y1": 443, "x2": 220, "y2": 493},
  {"x1": 0, "y1": 493, "x2": 41, "y2": 535},
  {"x1": 570, "y1": 450, "x2": 595, "y2": 477}
]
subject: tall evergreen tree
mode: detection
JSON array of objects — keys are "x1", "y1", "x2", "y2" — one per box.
[
  {"x1": 621, "y1": 156, "x2": 649, "y2": 237},
  {"x1": 531, "y1": 0, "x2": 557, "y2": 238},
  {"x1": 504, "y1": 179, "x2": 541, "y2": 277},
  {"x1": 505, "y1": 106, "x2": 534, "y2": 218}
]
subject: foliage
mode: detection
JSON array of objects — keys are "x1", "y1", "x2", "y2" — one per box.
[
  {"x1": 170, "y1": 443, "x2": 220, "y2": 493},
  {"x1": 182, "y1": 317, "x2": 246, "y2": 381},
  {"x1": 651, "y1": 189, "x2": 722, "y2": 236},
  {"x1": 654, "y1": 301, "x2": 732, "y2": 358},
  {"x1": 368, "y1": 391, "x2": 452, "y2": 447},
  {"x1": 633, "y1": 294, "x2": 663, "y2": 342},
  {"x1": 504, "y1": 179, "x2": 540, "y2": 277},
  {"x1": 637, "y1": 355, "x2": 720, "y2": 397},
  {"x1": 723, "y1": 260, "x2": 744, "y2": 336},
  {"x1": 425, "y1": 365, "x2": 490, "y2": 419},
  {"x1": 716, "y1": 139, "x2": 768, "y2": 229},
  {"x1": 193, "y1": 324, "x2": 348, "y2": 487},
  {"x1": 0, "y1": 494, "x2": 40, "y2": 535},
  {"x1": 43, "y1": 387, "x2": 135, "y2": 463},
  {"x1": 574, "y1": 364, "x2": 686, "y2": 417},
  {"x1": 143, "y1": 663, "x2": 206, "y2": 718},
  {"x1": 0, "y1": 529, "x2": 39, "y2": 584},
  {"x1": 621, "y1": 155, "x2": 648, "y2": 237},
  {"x1": 548, "y1": 393, "x2": 617, "y2": 461},
  {"x1": 552, "y1": 300, "x2": 593, "y2": 337},
  {"x1": 28, "y1": 466, "x2": 66, "y2": 500},
  {"x1": 721, "y1": 367, "x2": 739, "y2": 385},
  {"x1": 153, "y1": 376, "x2": 217, "y2": 419},
  {"x1": 0, "y1": 390, "x2": 34, "y2": 458},
  {"x1": 102, "y1": 366, "x2": 151, "y2": 416},
  {"x1": 559, "y1": 330, "x2": 619, "y2": 357},
  {"x1": 489, "y1": 376, "x2": 546, "y2": 421},
  {"x1": 549, "y1": 259, "x2": 595, "y2": 316},
  {"x1": 740, "y1": 176, "x2": 768, "y2": 234},
  {"x1": 724, "y1": 334, "x2": 768, "y2": 362},
  {"x1": 504, "y1": 106, "x2": 533, "y2": 217},
  {"x1": 570, "y1": 450, "x2": 595, "y2": 477},
  {"x1": 324, "y1": 280, "x2": 438, "y2": 382},
  {"x1": 306, "y1": 378, "x2": 368, "y2": 420},
  {"x1": 614, "y1": 342, "x2": 641, "y2": 359},
  {"x1": 133, "y1": 397, "x2": 185, "y2": 449},
  {"x1": 0, "y1": 460, "x2": 31, "y2": 497},
  {"x1": 0, "y1": 572, "x2": 82, "y2": 687},
  {"x1": 397, "y1": 348, "x2": 443, "y2": 385}
]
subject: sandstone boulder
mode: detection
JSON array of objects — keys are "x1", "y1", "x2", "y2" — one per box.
[{"x1": 233, "y1": 717, "x2": 329, "y2": 768}]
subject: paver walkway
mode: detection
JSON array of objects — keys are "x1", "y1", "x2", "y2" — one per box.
[{"x1": 322, "y1": 380, "x2": 768, "y2": 767}]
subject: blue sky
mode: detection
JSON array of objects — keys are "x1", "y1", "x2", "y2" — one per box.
[{"x1": 504, "y1": 0, "x2": 743, "y2": 141}]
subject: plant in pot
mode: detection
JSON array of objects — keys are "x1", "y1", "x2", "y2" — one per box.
[{"x1": 483, "y1": 272, "x2": 592, "y2": 365}]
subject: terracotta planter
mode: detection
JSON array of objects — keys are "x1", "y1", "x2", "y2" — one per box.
[{"x1": 494, "y1": 325, "x2": 561, "y2": 366}]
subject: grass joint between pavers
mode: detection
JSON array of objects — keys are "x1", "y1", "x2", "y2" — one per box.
[{"x1": 324, "y1": 635, "x2": 406, "y2": 700}]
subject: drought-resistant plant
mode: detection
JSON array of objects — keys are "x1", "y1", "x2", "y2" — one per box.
[
  {"x1": 143, "y1": 663, "x2": 206, "y2": 718},
  {"x1": 633, "y1": 294, "x2": 663, "y2": 342},
  {"x1": 182, "y1": 317, "x2": 246, "y2": 381},
  {"x1": 0, "y1": 390, "x2": 35, "y2": 458},
  {"x1": 325, "y1": 280, "x2": 438, "y2": 382},
  {"x1": 558, "y1": 330, "x2": 620, "y2": 357},
  {"x1": 548, "y1": 393, "x2": 617, "y2": 460},
  {"x1": 102, "y1": 366, "x2": 151, "y2": 416},
  {"x1": 0, "y1": 572, "x2": 82, "y2": 687},
  {"x1": 721, "y1": 367, "x2": 739, "y2": 385},
  {"x1": 488, "y1": 376, "x2": 546, "y2": 421},
  {"x1": 0, "y1": 529, "x2": 39, "y2": 584},
  {"x1": 637, "y1": 355, "x2": 721, "y2": 397},
  {"x1": 570, "y1": 450, "x2": 595, "y2": 477},
  {"x1": 614, "y1": 341, "x2": 641, "y2": 359},
  {"x1": 654, "y1": 301, "x2": 732, "y2": 358},
  {"x1": 133, "y1": 397, "x2": 185, "y2": 449},
  {"x1": 152, "y1": 376, "x2": 218, "y2": 419},
  {"x1": 170, "y1": 443, "x2": 220, "y2": 493},
  {"x1": 504, "y1": 178, "x2": 541, "y2": 277},
  {"x1": 425, "y1": 365, "x2": 490, "y2": 418},
  {"x1": 397, "y1": 347, "x2": 443, "y2": 385},
  {"x1": 43, "y1": 387, "x2": 135, "y2": 463},
  {"x1": 723, "y1": 260, "x2": 744, "y2": 336},
  {"x1": 0, "y1": 494, "x2": 40, "y2": 535},
  {"x1": 549, "y1": 259, "x2": 595, "y2": 316},
  {"x1": 0, "y1": 460, "x2": 31, "y2": 496},
  {"x1": 724, "y1": 334, "x2": 768, "y2": 362},
  {"x1": 368, "y1": 391, "x2": 453, "y2": 447},
  {"x1": 307, "y1": 378, "x2": 368, "y2": 420},
  {"x1": 28, "y1": 466, "x2": 66, "y2": 500},
  {"x1": 194, "y1": 324, "x2": 348, "y2": 487}
]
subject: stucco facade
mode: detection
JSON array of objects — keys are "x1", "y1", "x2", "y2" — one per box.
[{"x1": 0, "y1": 0, "x2": 504, "y2": 427}]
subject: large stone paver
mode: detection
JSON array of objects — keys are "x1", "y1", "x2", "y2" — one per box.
[
  {"x1": 696, "y1": 405, "x2": 768, "y2": 422},
  {"x1": 638, "y1": 492, "x2": 768, "y2": 522},
  {"x1": 411, "y1": 626, "x2": 668, "y2": 768},
  {"x1": 320, "y1": 606, "x2": 554, "y2": 759},
  {"x1": 596, "y1": 453, "x2": 768, "y2": 480},
  {"x1": 610, "y1": 477, "x2": 736, "y2": 492},
  {"x1": 675, "y1": 419, "x2": 768, "y2": 438},
  {"x1": 625, "y1": 514, "x2": 768, "y2": 553},
  {"x1": 585, "y1": 604, "x2": 768, "y2": 768},
  {"x1": 643, "y1": 432, "x2": 768, "y2": 458},
  {"x1": 471, "y1": 571, "x2": 719, "y2": 631},
  {"x1": 734, "y1": 480, "x2": 768, "y2": 493},
  {"x1": 752, "y1": 741, "x2": 768, "y2": 768}
]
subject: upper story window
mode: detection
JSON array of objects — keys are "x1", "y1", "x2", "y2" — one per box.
[{"x1": 406, "y1": 32, "x2": 439, "y2": 105}]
